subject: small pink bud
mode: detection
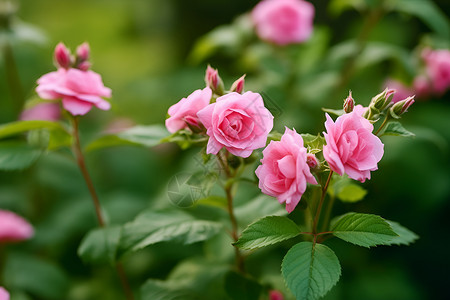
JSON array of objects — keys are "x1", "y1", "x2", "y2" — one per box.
[
  {"x1": 77, "y1": 61, "x2": 91, "y2": 71},
  {"x1": 230, "y1": 74, "x2": 246, "y2": 94},
  {"x1": 54, "y1": 42, "x2": 72, "y2": 69},
  {"x1": 371, "y1": 88, "x2": 395, "y2": 111},
  {"x1": 205, "y1": 65, "x2": 224, "y2": 95},
  {"x1": 306, "y1": 153, "x2": 320, "y2": 169},
  {"x1": 390, "y1": 96, "x2": 415, "y2": 119},
  {"x1": 76, "y1": 42, "x2": 90, "y2": 62},
  {"x1": 343, "y1": 90, "x2": 355, "y2": 113},
  {"x1": 269, "y1": 290, "x2": 284, "y2": 300}
]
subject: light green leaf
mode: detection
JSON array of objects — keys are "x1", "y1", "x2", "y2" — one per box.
[
  {"x1": 0, "y1": 141, "x2": 42, "y2": 171},
  {"x1": 195, "y1": 196, "x2": 227, "y2": 209},
  {"x1": 301, "y1": 133, "x2": 326, "y2": 154},
  {"x1": 391, "y1": 0, "x2": 450, "y2": 39},
  {"x1": 381, "y1": 121, "x2": 415, "y2": 137},
  {"x1": 86, "y1": 124, "x2": 169, "y2": 152},
  {"x1": 322, "y1": 108, "x2": 345, "y2": 117},
  {"x1": 282, "y1": 242, "x2": 341, "y2": 300},
  {"x1": 337, "y1": 183, "x2": 367, "y2": 203},
  {"x1": 118, "y1": 209, "x2": 223, "y2": 257},
  {"x1": 385, "y1": 221, "x2": 419, "y2": 246},
  {"x1": 0, "y1": 120, "x2": 67, "y2": 139},
  {"x1": 235, "y1": 195, "x2": 287, "y2": 228},
  {"x1": 328, "y1": 0, "x2": 367, "y2": 16},
  {"x1": 331, "y1": 213, "x2": 397, "y2": 247},
  {"x1": 140, "y1": 279, "x2": 201, "y2": 300},
  {"x1": 234, "y1": 216, "x2": 301, "y2": 250},
  {"x1": 77, "y1": 226, "x2": 121, "y2": 265}
]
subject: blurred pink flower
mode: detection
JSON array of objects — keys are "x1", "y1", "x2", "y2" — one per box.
[
  {"x1": 256, "y1": 128, "x2": 317, "y2": 213},
  {"x1": 0, "y1": 287, "x2": 9, "y2": 300},
  {"x1": 197, "y1": 91, "x2": 273, "y2": 158},
  {"x1": 0, "y1": 210, "x2": 34, "y2": 243},
  {"x1": 384, "y1": 79, "x2": 414, "y2": 103},
  {"x1": 323, "y1": 107, "x2": 384, "y2": 183},
  {"x1": 36, "y1": 68, "x2": 111, "y2": 116},
  {"x1": 269, "y1": 290, "x2": 284, "y2": 300},
  {"x1": 412, "y1": 75, "x2": 431, "y2": 99},
  {"x1": 54, "y1": 42, "x2": 72, "y2": 69},
  {"x1": 166, "y1": 87, "x2": 212, "y2": 133},
  {"x1": 422, "y1": 48, "x2": 450, "y2": 95},
  {"x1": 252, "y1": 0, "x2": 314, "y2": 45},
  {"x1": 20, "y1": 102, "x2": 61, "y2": 121}
]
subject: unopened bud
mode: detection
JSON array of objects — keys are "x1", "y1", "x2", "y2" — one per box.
[
  {"x1": 77, "y1": 61, "x2": 91, "y2": 71},
  {"x1": 306, "y1": 153, "x2": 320, "y2": 170},
  {"x1": 269, "y1": 290, "x2": 284, "y2": 300},
  {"x1": 343, "y1": 90, "x2": 355, "y2": 113},
  {"x1": 76, "y1": 42, "x2": 90, "y2": 62},
  {"x1": 230, "y1": 74, "x2": 246, "y2": 94},
  {"x1": 54, "y1": 42, "x2": 72, "y2": 69},
  {"x1": 205, "y1": 65, "x2": 224, "y2": 95},
  {"x1": 371, "y1": 88, "x2": 395, "y2": 111},
  {"x1": 390, "y1": 96, "x2": 415, "y2": 119}
]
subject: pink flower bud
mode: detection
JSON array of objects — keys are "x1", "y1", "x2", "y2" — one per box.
[
  {"x1": 390, "y1": 96, "x2": 415, "y2": 119},
  {"x1": 269, "y1": 290, "x2": 284, "y2": 300},
  {"x1": 77, "y1": 61, "x2": 91, "y2": 71},
  {"x1": 0, "y1": 210, "x2": 34, "y2": 243},
  {"x1": 76, "y1": 42, "x2": 90, "y2": 62},
  {"x1": 230, "y1": 75, "x2": 246, "y2": 94},
  {"x1": 0, "y1": 287, "x2": 9, "y2": 300},
  {"x1": 370, "y1": 88, "x2": 395, "y2": 111},
  {"x1": 204, "y1": 65, "x2": 224, "y2": 95},
  {"x1": 343, "y1": 90, "x2": 355, "y2": 113},
  {"x1": 54, "y1": 42, "x2": 72, "y2": 69},
  {"x1": 306, "y1": 153, "x2": 319, "y2": 169}
]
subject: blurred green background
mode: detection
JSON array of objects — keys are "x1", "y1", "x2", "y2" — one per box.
[{"x1": 1, "y1": 0, "x2": 450, "y2": 299}]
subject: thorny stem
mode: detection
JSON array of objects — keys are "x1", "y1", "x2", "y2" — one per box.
[
  {"x1": 312, "y1": 171, "x2": 333, "y2": 235},
  {"x1": 71, "y1": 116, "x2": 134, "y2": 300}
]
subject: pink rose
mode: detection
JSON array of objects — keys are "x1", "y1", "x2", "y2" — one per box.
[
  {"x1": 19, "y1": 102, "x2": 61, "y2": 121},
  {"x1": 36, "y1": 68, "x2": 111, "y2": 116},
  {"x1": 384, "y1": 79, "x2": 414, "y2": 103},
  {"x1": 255, "y1": 128, "x2": 317, "y2": 213},
  {"x1": 251, "y1": 0, "x2": 314, "y2": 45},
  {"x1": 413, "y1": 75, "x2": 431, "y2": 99},
  {"x1": 165, "y1": 87, "x2": 212, "y2": 133},
  {"x1": 422, "y1": 48, "x2": 450, "y2": 95},
  {"x1": 0, "y1": 210, "x2": 34, "y2": 243},
  {"x1": 0, "y1": 287, "x2": 9, "y2": 300},
  {"x1": 323, "y1": 108, "x2": 384, "y2": 183},
  {"x1": 197, "y1": 91, "x2": 274, "y2": 158}
]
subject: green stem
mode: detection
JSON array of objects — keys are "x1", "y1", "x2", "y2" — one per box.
[
  {"x1": 312, "y1": 171, "x2": 333, "y2": 235},
  {"x1": 320, "y1": 194, "x2": 336, "y2": 234},
  {"x1": 375, "y1": 114, "x2": 390, "y2": 136},
  {"x1": 70, "y1": 116, "x2": 134, "y2": 300},
  {"x1": 2, "y1": 41, "x2": 25, "y2": 117}
]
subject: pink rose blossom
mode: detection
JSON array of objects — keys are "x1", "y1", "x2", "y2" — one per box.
[
  {"x1": 165, "y1": 87, "x2": 212, "y2": 133},
  {"x1": 36, "y1": 68, "x2": 111, "y2": 116},
  {"x1": 255, "y1": 128, "x2": 317, "y2": 213},
  {"x1": 0, "y1": 287, "x2": 9, "y2": 300},
  {"x1": 413, "y1": 75, "x2": 431, "y2": 99},
  {"x1": 197, "y1": 91, "x2": 274, "y2": 158},
  {"x1": 323, "y1": 108, "x2": 384, "y2": 182},
  {"x1": 384, "y1": 79, "x2": 414, "y2": 103},
  {"x1": 0, "y1": 210, "x2": 34, "y2": 243},
  {"x1": 269, "y1": 290, "x2": 284, "y2": 300},
  {"x1": 422, "y1": 48, "x2": 450, "y2": 95},
  {"x1": 54, "y1": 42, "x2": 72, "y2": 69},
  {"x1": 20, "y1": 102, "x2": 61, "y2": 121},
  {"x1": 252, "y1": 0, "x2": 314, "y2": 45}
]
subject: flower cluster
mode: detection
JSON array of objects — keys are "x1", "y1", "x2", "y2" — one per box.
[{"x1": 36, "y1": 43, "x2": 111, "y2": 116}]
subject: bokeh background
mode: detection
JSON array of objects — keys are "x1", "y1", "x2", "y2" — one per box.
[{"x1": 1, "y1": 0, "x2": 449, "y2": 299}]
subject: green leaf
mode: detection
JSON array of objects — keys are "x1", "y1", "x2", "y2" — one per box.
[
  {"x1": 195, "y1": 196, "x2": 228, "y2": 209},
  {"x1": 0, "y1": 141, "x2": 42, "y2": 171},
  {"x1": 322, "y1": 108, "x2": 345, "y2": 117},
  {"x1": 118, "y1": 209, "x2": 223, "y2": 257},
  {"x1": 385, "y1": 221, "x2": 419, "y2": 246},
  {"x1": 381, "y1": 121, "x2": 415, "y2": 137},
  {"x1": 282, "y1": 242, "x2": 341, "y2": 300},
  {"x1": 328, "y1": 0, "x2": 367, "y2": 16},
  {"x1": 77, "y1": 226, "x2": 121, "y2": 265},
  {"x1": 391, "y1": 0, "x2": 450, "y2": 39},
  {"x1": 140, "y1": 279, "x2": 201, "y2": 300},
  {"x1": 234, "y1": 216, "x2": 301, "y2": 250},
  {"x1": 85, "y1": 124, "x2": 169, "y2": 152},
  {"x1": 331, "y1": 213, "x2": 397, "y2": 247},
  {"x1": 336, "y1": 183, "x2": 367, "y2": 203},
  {"x1": 0, "y1": 120, "x2": 67, "y2": 139},
  {"x1": 301, "y1": 134, "x2": 326, "y2": 154},
  {"x1": 224, "y1": 271, "x2": 262, "y2": 300},
  {"x1": 235, "y1": 195, "x2": 287, "y2": 228}
]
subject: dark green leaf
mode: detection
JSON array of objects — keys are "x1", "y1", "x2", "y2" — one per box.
[
  {"x1": 282, "y1": 242, "x2": 341, "y2": 300},
  {"x1": 234, "y1": 216, "x2": 301, "y2": 250},
  {"x1": 385, "y1": 221, "x2": 419, "y2": 246},
  {"x1": 0, "y1": 141, "x2": 42, "y2": 171},
  {"x1": 78, "y1": 226, "x2": 121, "y2": 265},
  {"x1": 140, "y1": 279, "x2": 201, "y2": 300},
  {"x1": 224, "y1": 271, "x2": 262, "y2": 300},
  {"x1": 331, "y1": 213, "x2": 397, "y2": 247},
  {"x1": 381, "y1": 121, "x2": 415, "y2": 137},
  {"x1": 118, "y1": 209, "x2": 223, "y2": 257}
]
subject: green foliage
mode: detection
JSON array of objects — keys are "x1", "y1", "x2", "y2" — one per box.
[
  {"x1": 331, "y1": 213, "x2": 398, "y2": 247},
  {"x1": 86, "y1": 124, "x2": 169, "y2": 152},
  {"x1": 234, "y1": 216, "x2": 301, "y2": 250},
  {"x1": 381, "y1": 121, "x2": 415, "y2": 137},
  {"x1": 385, "y1": 220, "x2": 419, "y2": 246},
  {"x1": 301, "y1": 133, "x2": 326, "y2": 154},
  {"x1": 118, "y1": 209, "x2": 223, "y2": 257},
  {"x1": 282, "y1": 242, "x2": 341, "y2": 300},
  {"x1": 0, "y1": 120, "x2": 66, "y2": 139},
  {"x1": 140, "y1": 279, "x2": 201, "y2": 300},
  {"x1": 235, "y1": 195, "x2": 287, "y2": 228},
  {"x1": 0, "y1": 140, "x2": 42, "y2": 171},
  {"x1": 224, "y1": 271, "x2": 262, "y2": 300},
  {"x1": 78, "y1": 226, "x2": 121, "y2": 265},
  {"x1": 330, "y1": 176, "x2": 368, "y2": 203}
]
